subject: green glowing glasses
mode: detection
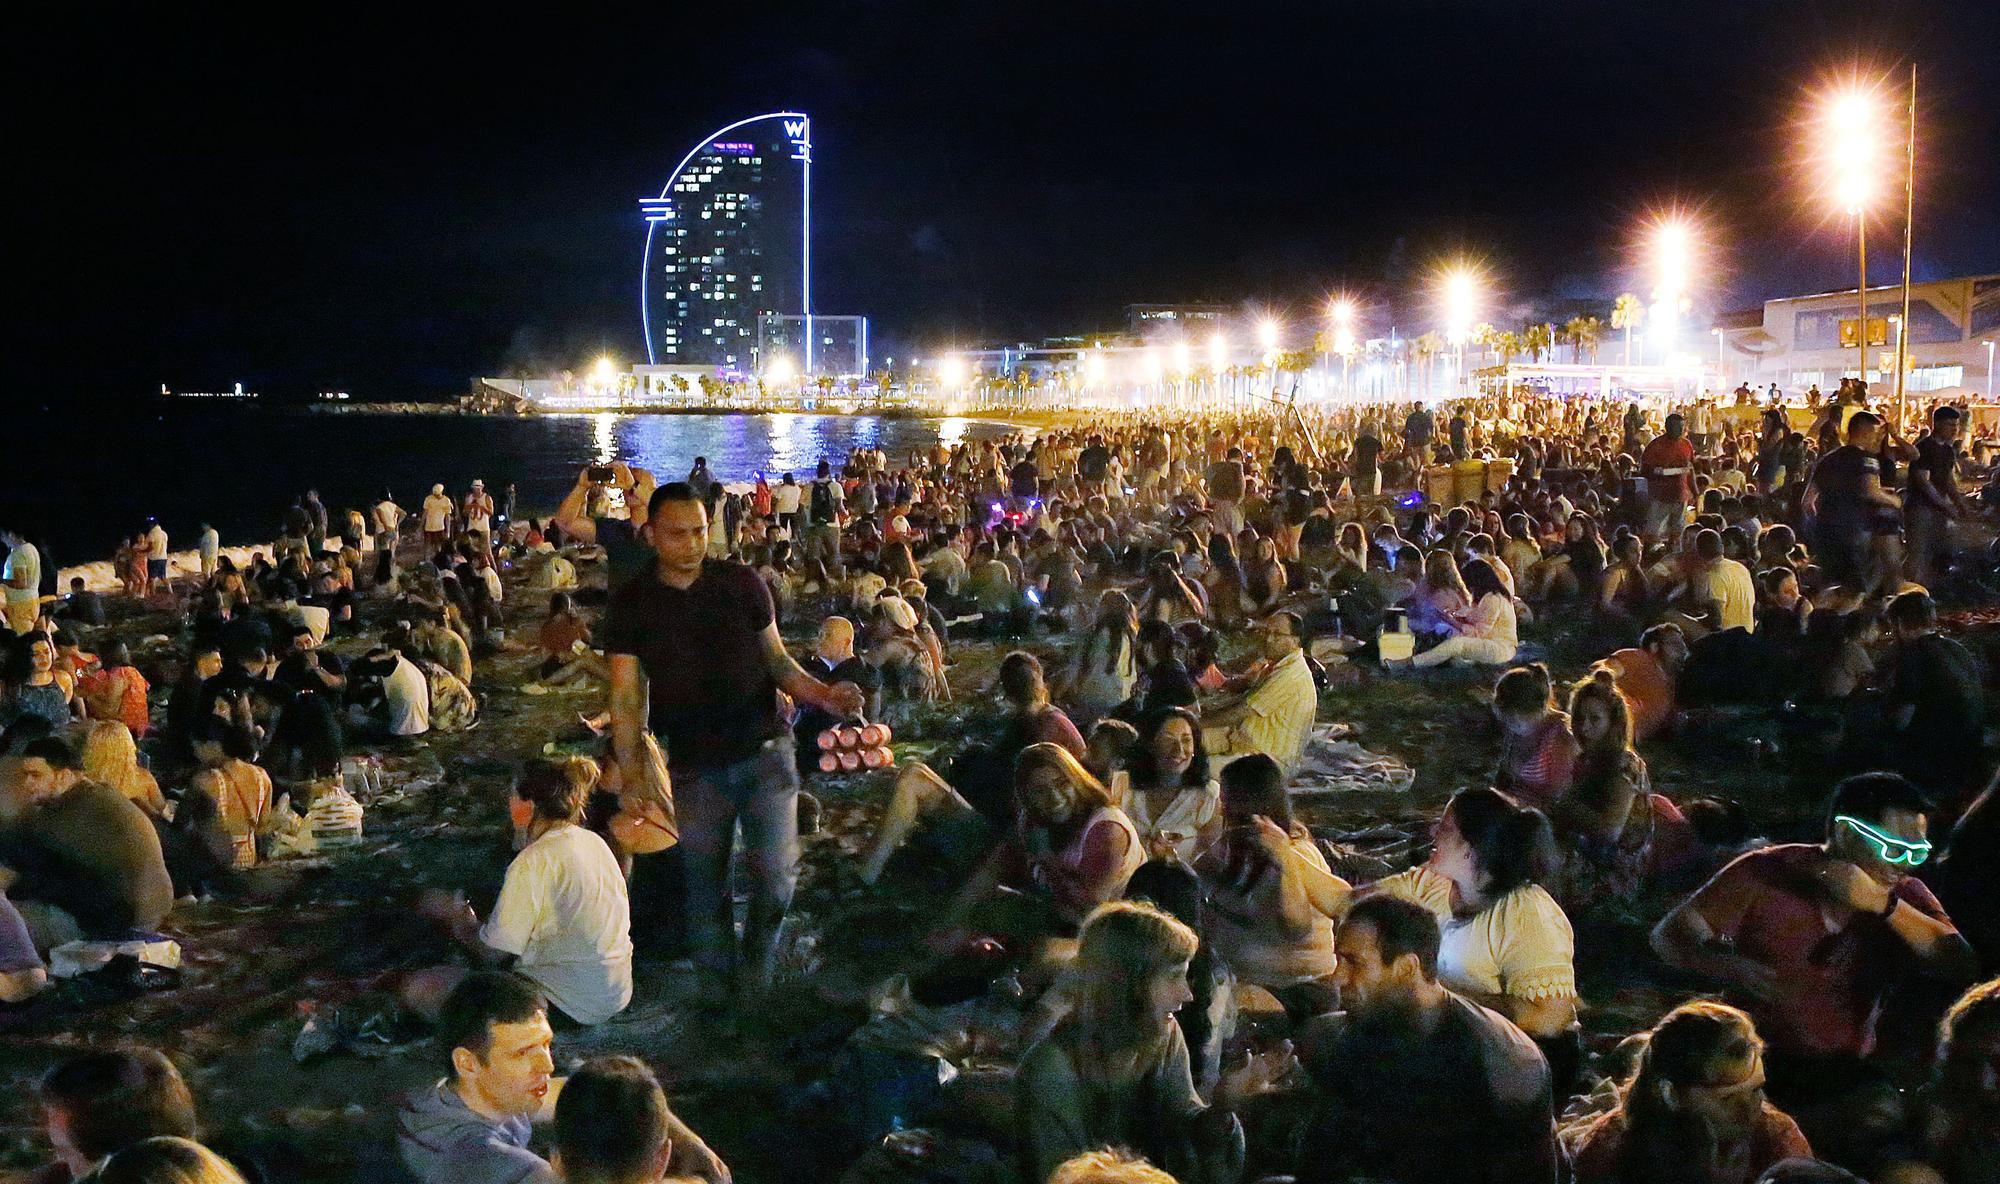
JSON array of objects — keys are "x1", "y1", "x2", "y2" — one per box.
[{"x1": 1836, "y1": 815, "x2": 1932, "y2": 867}]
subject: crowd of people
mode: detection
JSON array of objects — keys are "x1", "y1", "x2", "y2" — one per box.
[{"x1": 0, "y1": 376, "x2": 1996, "y2": 1184}]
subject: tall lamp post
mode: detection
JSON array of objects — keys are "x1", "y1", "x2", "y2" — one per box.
[
  {"x1": 1821, "y1": 85, "x2": 1885, "y2": 389},
  {"x1": 1330, "y1": 297, "x2": 1357, "y2": 399},
  {"x1": 1442, "y1": 266, "x2": 1478, "y2": 401}
]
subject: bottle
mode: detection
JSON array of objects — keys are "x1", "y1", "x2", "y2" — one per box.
[
  {"x1": 816, "y1": 729, "x2": 840, "y2": 751},
  {"x1": 818, "y1": 752, "x2": 841, "y2": 773},
  {"x1": 838, "y1": 750, "x2": 862, "y2": 771},
  {"x1": 861, "y1": 747, "x2": 888, "y2": 769}
]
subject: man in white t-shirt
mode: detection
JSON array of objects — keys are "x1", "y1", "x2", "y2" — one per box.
[
  {"x1": 422, "y1": 485, "x2": 454, "y2": 550},
  {"x1": 373, "y1": 645, "x2": 431, "y2": 736},
  {"x1": 464, "y1": 481, "x2": 495, "y2": 553},
  {"x1": 197, "y1": 523, "x2": 221, "y2": 579},
  {"x1": 1682, "y1": 528, "x2": 1756, "y2": 634},
  {"x1": 772, "y1": 472, "x2": 803, "y2": 536},
  {"x1": 480, "y1": 822, "x2": 634, "y2": 1025},
  {"x1": 2, "y1": 530, "x2": 42, "y2": 634}
]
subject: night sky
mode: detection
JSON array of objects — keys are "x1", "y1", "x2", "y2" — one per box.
[{"x1": 17, "y1": 1, "x2": 2000, "y2": 401}]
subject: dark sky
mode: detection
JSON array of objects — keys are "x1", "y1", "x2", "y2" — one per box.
[{"x1": 16, "y1": 0, "x2": 2000, "y2": 400}]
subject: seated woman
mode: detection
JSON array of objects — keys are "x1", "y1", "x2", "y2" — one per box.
[
  {"x1": 1598, "y1": 533, "x2": 1651, "y2": 620},
  {"x1": 1240, "y1": 534, "x2": 1288, "y2": 618},
  {"x1": 869, "y1": 744, "x2": 1144, "y2": 951},
  {"x1": 1555, "y1": 674, "x2": 1692, "y2": 910},
  {"x1": 1492, "y1": 664, "x2": 1578, "y2": 813},
  {"x1": 1370, "y1": 786, "x2": 1582, "y2": 1090},
  {"x1": 1568, "y1": 1001, "x2": 1811, "y2": 1184},
  {"x1": 1404, "y1": 552, "x2": 1471, "y2": 642},
  {"x1": 408, "y1": 757, "x2": 633, "y2": 1026},
  {"x1": 863, "y1": 594, "x2": 946, "y2": 709},
  {"x1": 534, "y1": 592, "x2": 606, "y2": 690},
  {"x1": 1413, "y1": 559, "x2": 1518, "y2": 668},
  {"x1": 1067, "y1": 590, "x2": 1140, "y2": 723},
  {"x1": 1015, "y1": 899, "x2": 1286, "y2": 1184},
  {"x1": 1201, "y1": 534, "x2": 1247, "y2": 628},
  {"x1": 1122, "y1": 706, "x2": 1221, "y2": 864},
  {"x1": 81, "y1": 721, "x2": 168, "y2": 818},
  {"x1": 1194, "y1": 754, "x2": 1350, "y2": 1024},
  {"x1": 190, "y1": 724, "x2": 274, "y2": 870},
  {"x1": 2, "y1": 632, "x2": 78, "y2": 731}
]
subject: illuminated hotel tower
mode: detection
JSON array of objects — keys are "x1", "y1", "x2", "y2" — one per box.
[{"x1": 639, "y1": 112, "x2": 811, "y2": 370}]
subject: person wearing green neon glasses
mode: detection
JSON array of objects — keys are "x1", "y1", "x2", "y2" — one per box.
[{"x1": 1652, "y1": 772, "x2": 1978, "y2": 1167}]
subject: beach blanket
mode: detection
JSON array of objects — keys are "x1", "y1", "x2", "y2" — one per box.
[{"x1": 1288, "y1": 726, "x2": 1416, "y2": 796}]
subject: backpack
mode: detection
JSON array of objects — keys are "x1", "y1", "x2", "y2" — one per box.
[{"x1": 810, "y1": 480, "x2": 837, "y2": 525}]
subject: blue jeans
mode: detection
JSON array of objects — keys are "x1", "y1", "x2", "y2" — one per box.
[{"x1": 673, "y1": 740, "x2": 800, "y2": 986}]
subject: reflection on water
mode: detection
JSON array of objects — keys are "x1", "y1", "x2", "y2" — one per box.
[
  {"x1": 592, "y1": 413, "x2": 617, "y2": 465},
  {"x1": 611, "y1": 412, "x2": 1002, "y2": 484}
]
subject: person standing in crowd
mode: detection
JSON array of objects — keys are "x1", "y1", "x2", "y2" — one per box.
[
  {"x1": 1806, "y1": 411, "x2": 1901, "y2": 590},
  {"x1": 605, "y1": 483, "x2": 864, "y2": 1000},
  {"x1": 197, "y1": 522, "x2": 220, "y2": 580},
  {"x1": 464, "y1": 480, "x2": 495, "y2": 555},
  {"x1": 1641, "y1": 413, "x2": 1697, "y2": 543},
  {"x1": 422, "y1": 484, "x2": 454, "y2": 552},
  {"x1": 373, "y1": 488, "x2": 406, "y2": 586},
  {"x1": 3, "y1": 528, "x2": 43, "y2": 634}
]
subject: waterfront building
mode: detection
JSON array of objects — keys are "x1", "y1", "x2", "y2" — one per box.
[{"x1": 639, "y1": 112, "x2": 813, "y2": 372}]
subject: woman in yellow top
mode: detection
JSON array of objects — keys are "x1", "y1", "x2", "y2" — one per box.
[{"x1": 191, "y1": 725, "x2": 273, "y2": 868}]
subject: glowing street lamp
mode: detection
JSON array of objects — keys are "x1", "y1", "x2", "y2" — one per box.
[
  {"x1": 1329, "y1": 297, "x2": 1358, "y2": 396},
  {"x1": 1083, "y1": 350, "x2": 1106, "y2": 387},
  {"x1": 1815, "y1": 81, "x2": 1888, "y2": 384},
  {"x1": 1439, "y1": 264, "x2": 1481, "y2": 396},
  {"x1": 1648, "y1": 214, "x2": 1696, "y2": 360},
  {"x1": 937, "y1": 355, "x2": 966, "y2": 391},
  {"x1": 764, "y1": 355, "x2": 796, "y2": 388}
]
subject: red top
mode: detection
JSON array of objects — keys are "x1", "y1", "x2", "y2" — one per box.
[
  {"x1": 1641, "y1": 436, "x2": 1697, "y2": 504},
  {"x1": 1571, "y1": 1102, "x2": 1812, "y2": 1184},
  {"x1": 81, "y1": 665, "x2": 150, "y2": 738},
  {"x1": 1499, "y1": 715, "x2": 1578, "y2": 813},
  {"x1": 1686, "y1": 843, "x2": 1952, "y2": 1057}
]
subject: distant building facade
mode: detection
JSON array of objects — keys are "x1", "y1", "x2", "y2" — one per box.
[
  {"x1": 757, "y1": 313, "x2": 870, "y2": 376},
  {"x1": 1126, "y1": 303, "x2": 1234, "y2": 336},
  {"x1": 1714, "y1": 273, "x2": 1999, "y2": 395}
]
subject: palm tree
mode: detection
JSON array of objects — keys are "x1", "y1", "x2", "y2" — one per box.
[
  {"x1": 1412, "y1": 331, "x2": 1444, "y2": 399},
  {"x1": 1523, "y1": 322, "x2": 1554, "y2": 364},
  {"x1": 1612, "y1": 294, "x2": 1645, "y2": 365},
  {"x1": 1563, "y1": 316, "x2": 1604, "y2": 364}
]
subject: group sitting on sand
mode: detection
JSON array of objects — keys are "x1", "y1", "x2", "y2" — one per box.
[{"x1": 1, "y1": 383, "x2": 1998, "y2": 1184}]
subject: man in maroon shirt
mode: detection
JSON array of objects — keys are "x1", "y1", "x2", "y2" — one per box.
[
  {"x1": 1639, "y1": 413, "x2": 1697, "y2": 543},
  {"x1": 605, "y1": 483, "x2": 864, "y2": 1000},
  {"x1": 1652, "y1": 772, "x2": 1976, "y2": 1159}
]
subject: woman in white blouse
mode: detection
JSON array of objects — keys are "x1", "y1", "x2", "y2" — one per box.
[
  {"x1": 1412, "y1": 559, "x2": 1518, "y2": 668},
  {"x1": 1369, "y1": 785, "x2": 1581, "y2": 1088},
  {"x1": 1121, "y1": 706, "x2": 1221, "y2": 864}
]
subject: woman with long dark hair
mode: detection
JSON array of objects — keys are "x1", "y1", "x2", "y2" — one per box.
[
  {"x1": 1196, "y1": 754, "x2": 1350, "y2": 1023},
  {"x1": 1122, "y1": 706, "x2": 1219, "y2": 863},
  {"x1": 1568, "y1": 1001, "x2": 1810, "y2": 1184},
  {"x1": 1068, "y1": 589, "x2": 1139, "y2": 721}
]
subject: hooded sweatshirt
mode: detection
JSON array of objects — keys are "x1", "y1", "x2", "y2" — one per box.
[{"x1": 396, "y1": 1079, "x2": 555, "y2": 1184}]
